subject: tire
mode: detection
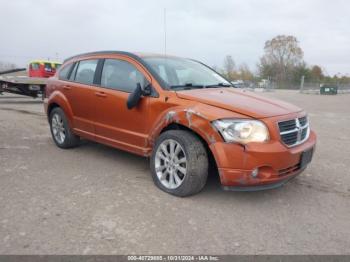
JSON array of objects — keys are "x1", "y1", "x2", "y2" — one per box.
[
  {"x1": 150, "y1": 130, "x2": 208, "y2": 197},
  {"x1": 49, "y1": 107, "x2": 80, "y2": 148}
]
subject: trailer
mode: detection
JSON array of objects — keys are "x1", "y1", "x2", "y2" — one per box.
[{"x1": 0, "y1": 68, "x2": 48, "y2": 98}]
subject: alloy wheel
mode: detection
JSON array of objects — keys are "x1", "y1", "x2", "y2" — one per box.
[
  {"x1": 154, "y1": 139, "x2": 187, "y2": 189},
  {"x1": 51, "y1": 113, "x2": 66, "y2": 144}
]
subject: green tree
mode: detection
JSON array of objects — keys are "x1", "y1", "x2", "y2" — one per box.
[{"x1": 293, "y1": 62, "x2": 311, "y2": 85}]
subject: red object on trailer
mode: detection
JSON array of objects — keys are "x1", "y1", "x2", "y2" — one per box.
[
  {"x1": 0, "y1": 60, "x2": 61, "y2": 98},
  {"x1": 28, "y1": 60, "x2": 61, "y2": 78}
]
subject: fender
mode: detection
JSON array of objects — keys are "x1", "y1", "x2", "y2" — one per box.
[
  {"x1": 148, "y1": 104, "x2": 248, "y2": 148},
  {"x1": 47, "y1": 90, "x2": 75, "y2": 128}
]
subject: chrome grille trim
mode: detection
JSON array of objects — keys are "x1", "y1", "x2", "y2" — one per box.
[{"x1": 278, "y1": 116, "x2": 310, "y2": 147}]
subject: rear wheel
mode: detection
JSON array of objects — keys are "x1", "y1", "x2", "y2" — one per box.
[
  {"x1": 151, "y1": 130, "x2": 208, "y2": 197},
  {"x1": 49, "y1": 107, "x2": 79, "y2": 148}
]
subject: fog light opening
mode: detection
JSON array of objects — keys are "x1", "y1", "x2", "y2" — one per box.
[{"x1": 251, "y1": 168, "x2": 259, "y2": 178}]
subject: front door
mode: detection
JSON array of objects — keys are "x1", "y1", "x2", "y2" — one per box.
[{"x1": 93, "y1": 58, "x2": 151, "y2": 155}]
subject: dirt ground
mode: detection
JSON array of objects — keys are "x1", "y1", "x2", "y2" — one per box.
[{"x1": 0, "y1": 90, "x2": 349, "y2": 255}]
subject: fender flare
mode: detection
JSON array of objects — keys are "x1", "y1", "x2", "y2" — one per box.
[{"x1": 47, "y1": 91, "x2": 74, "y2": 128}]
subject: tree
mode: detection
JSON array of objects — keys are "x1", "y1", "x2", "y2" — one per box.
[
  {"x1": 310, "y1": 65, "x2": 323, "y2": 81},
  {"x1": 292, "y1": 62, "x2": 311, "y2": 85},
  {"x1": 0, "y1": 61, "x2": 17, "y2": 71},
  {"x1": 238, "y1": 63, "x2": 254, "y2": 81},
  {"x1": 339, "y1": 75, "x2": 350, "y2": 84},
  {"x1": 223, "y1": 55, "x2": 236, "y2": 81},
  {"x1": 258, "y1": 35, "x2": 304, "y2": 88}
]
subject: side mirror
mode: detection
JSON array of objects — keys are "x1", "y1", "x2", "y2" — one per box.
[
  {"x1": 127, "y1": 83, "x2": 143, "y2": 110},
  {"x1": 142, "y1": 83, "x2": 152, "y2": 96}
]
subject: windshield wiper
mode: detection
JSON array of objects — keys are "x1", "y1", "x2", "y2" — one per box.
[
  {"x1": 204, "y1": 83, "x2": 232, "y2": 88},
  {"x1": 170, "y1": 83, "x2": 204, "y2": 90}
]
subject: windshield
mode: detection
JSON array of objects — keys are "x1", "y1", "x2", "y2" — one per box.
[
  {"x1": 44, "y1": 63, "x2": 52, "y2": 69},
  {"x1": 143, "y1": 57, "x2": 231, "y2": 89}
]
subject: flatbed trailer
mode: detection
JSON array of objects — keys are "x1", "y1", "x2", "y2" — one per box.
[{"x1": 0, "y1": 69, "x2": 47, "y2": 98}]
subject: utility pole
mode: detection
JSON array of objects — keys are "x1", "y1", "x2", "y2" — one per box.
[{"x1": 300, "y1": 75, "x2": 305, "y2": 93}]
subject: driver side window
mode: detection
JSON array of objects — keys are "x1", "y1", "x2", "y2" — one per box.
[{"x1": 101, "y1": 59, "x2": 146, "y2": 93}]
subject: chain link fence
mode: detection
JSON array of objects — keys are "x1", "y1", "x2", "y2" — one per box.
[
  {"x1": 231, "y1": 78, "x2": 350, "y2": 94},
  {"x1": 232, "y1": 80, "x2": 276, "y2": 92},
  {"x1": 300, "y1": 82, "x2": 350, "y2": 94}
]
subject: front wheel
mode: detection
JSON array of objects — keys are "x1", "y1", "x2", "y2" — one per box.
[
  {"x1": 150, "y1": 130, "x2": 208, "y2": 197},
  {"x1": 49, "y1": 107, "x2": 80, "y2": 148}
]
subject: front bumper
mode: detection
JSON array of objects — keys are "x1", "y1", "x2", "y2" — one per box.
[{"x1": 209, "y1": 130, "x2": 316, "y2": 190}]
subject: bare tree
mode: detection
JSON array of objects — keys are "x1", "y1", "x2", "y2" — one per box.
[
  {"x1": 223, "y1": 55, "x2": 236, "y2": 81},
  {"x1": 259, "y1": 35, "x2": 304, "y2": 87},
  {"x1": 238, "y1": 63, "x2": 254, "y2": 81}
]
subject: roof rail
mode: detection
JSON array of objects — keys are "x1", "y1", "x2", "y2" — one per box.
[{"x1": 63, "y1": 50, "x2": 136, "y2": 63}]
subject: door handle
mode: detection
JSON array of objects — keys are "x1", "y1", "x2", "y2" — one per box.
[
  {"x1": 95, "y1": 91, "x2": 107, "y2": 98},
  {"x1": 63, "y1": 85, "x2": 71, "y2": 90}
]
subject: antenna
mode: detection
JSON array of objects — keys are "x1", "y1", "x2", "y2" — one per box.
[{"x1": 164, "y1": 8, "x2": 167, "y2": 56}]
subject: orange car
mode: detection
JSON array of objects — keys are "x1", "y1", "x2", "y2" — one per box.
[{"x1": 44, "y1": 51, "x2": 316, "y2": 196}]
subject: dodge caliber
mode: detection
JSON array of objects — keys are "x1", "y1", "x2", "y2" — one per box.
[{"x1": 44, "y1": 51, "x2": 316, "y2": 196}]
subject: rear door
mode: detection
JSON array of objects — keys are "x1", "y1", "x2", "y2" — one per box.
[
  {"x1": 93, "y1": 57, "x2": 151, "y2": 155},
  {"x1": 61, "y1": 59, "x2": 99, "y2": 139}
]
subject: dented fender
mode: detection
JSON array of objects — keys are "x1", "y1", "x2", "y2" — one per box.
[{"x1": 148, "y1": 103, "x2": 249, "y2": 148}]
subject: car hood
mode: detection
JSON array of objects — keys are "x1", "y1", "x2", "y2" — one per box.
[{"x1": 176, "y1": 88, "x2": 302, "y2": 119}]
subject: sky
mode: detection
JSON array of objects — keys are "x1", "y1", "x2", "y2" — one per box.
[{"x1": 0, "y1": 0, "x2": 349, "y2": 76}]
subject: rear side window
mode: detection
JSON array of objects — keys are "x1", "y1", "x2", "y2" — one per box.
[
  {"x1": 58, "y1": 63, "x2": 73, "y2": 80},
  {"x1": 75, "y1": 59, "x2": 98, "y2": 85},
  {"x1": 101, "y1": 59, "x2": 145, "y2": 93}
]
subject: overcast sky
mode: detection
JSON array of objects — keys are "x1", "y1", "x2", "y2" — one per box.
[{"x1": 1, "y1": 0, "x2": 349, "y2": 75}]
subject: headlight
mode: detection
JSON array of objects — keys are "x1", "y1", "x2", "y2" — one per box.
[{"x1": 212, "y1": 119, "x2": 269, "y2": 144}]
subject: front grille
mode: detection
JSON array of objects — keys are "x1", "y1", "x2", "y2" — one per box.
[
  {"x1": 278, "y1": 119, "x2": 296, "y2": 132},
  {"x1": 299, "y1": 116, "x2": 307, "y2": 126},
  {"x1": 278, "y1": 116, "x2": 309, "y2": 147},
  {"x1": 301, "y1": 128, "x2": 308, "y2": 140},
  {"x1": 281, "y1": 132, "x2": 298, "y2": 145}
]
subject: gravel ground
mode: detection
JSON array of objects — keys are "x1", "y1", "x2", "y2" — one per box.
[{"x1": 0, "y1": 90, "x2": 349, "y2": 255}]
